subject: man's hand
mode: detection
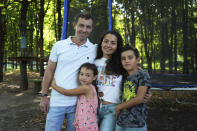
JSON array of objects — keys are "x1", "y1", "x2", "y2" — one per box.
[
  {"x1": 40, "y1": 96, "x2": 49, "y2": 113},
  {"x1": 144, "y1": 90, "x2": 152, "y2": 104}
]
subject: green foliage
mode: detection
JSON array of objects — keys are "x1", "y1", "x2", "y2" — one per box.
[{"x1": 2, "y1": 0, "x2": 197, "y2": 73}]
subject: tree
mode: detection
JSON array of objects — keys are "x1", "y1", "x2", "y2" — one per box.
[
  {"x1": 19, "y1": 0, "x2": 29, "y2": 90},
  {"x1": 39, "y1": 0, "x2": 50, "y2": 77},
  {"x1": 39, "y1": 0, "x2": 45, "y2": 77},
  {"x1": 0, "y1": 0, "x2": 7, "y2": 82},
  {"x1": 182, "y1": 0, "x2": 189, "y2": 73}
]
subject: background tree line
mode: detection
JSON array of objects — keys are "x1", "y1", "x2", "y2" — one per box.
[{"x1": 0, "y1": 0, "x2": 197, "y2": 84}]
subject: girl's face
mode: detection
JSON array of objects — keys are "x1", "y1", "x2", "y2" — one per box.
[
  {"x1": 121, "y1": 50, "x2": 140, "y2": 75},
  {"x1": 79, "y1": 67, "x2": 97, "y2": 85},
  {"x1": 101, "y1": 34, "x2": 118, "y2": 59}
]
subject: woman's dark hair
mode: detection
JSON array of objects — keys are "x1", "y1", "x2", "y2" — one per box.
[
  {"x1": 78, "y1": 63, "x2": 98, "y2": 76},
  {"x1": 95, "y1": 30, "x2": 123, "y2": 75}
]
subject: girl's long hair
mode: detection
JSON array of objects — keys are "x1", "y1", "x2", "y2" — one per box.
[{"x1": 95, "y1": 30, "x2": 123, "y2": 75}]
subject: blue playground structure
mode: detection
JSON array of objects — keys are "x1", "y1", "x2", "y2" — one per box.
[{"x1": 61, "y1": 0, "x2": 113, "y2": 40}]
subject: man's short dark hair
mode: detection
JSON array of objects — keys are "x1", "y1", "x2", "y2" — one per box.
[{"x1": 74, "y1": 13, "x2": 94, "y2": 26}]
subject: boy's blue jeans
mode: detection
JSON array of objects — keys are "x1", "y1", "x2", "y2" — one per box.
[
  {"x1": 45, "y1": 106, "x2": 76, "y2": 131},
  {"x1": 98, "y1": 104, "x2": 117, "y2": 131}
]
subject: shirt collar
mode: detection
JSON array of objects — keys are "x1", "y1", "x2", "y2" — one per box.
[{"x1": 67, "y1": 36, "x2": 90, "y2": 47}]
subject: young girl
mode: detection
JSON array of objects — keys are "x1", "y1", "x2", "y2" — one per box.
[
  {"x1": 51, "y1": 63, "x2": 99, "y2": 131},
  {"x1": 115, "y1": 45, "x2": 151, "y2": 131}
]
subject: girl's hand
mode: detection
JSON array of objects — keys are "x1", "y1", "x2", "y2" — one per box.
[{"x1": 51, "y1": 79, "x2": 56, "y2": 88}]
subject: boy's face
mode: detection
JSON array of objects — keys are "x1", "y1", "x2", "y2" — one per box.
[
  {"x1": 74, "y1": 18, "x2": 93, "y2": 41},
  {"x1": 121, "y1": 50, "x2": 140, "y2": 74},
  {"x1": 79, "y1": 67, "x2": 97, "y2": 85}
]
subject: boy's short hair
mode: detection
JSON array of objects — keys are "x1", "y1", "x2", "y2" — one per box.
[
  {"x1": 121, "y1": 44, "x2": 139, "y2": 58},
  {"x1": 74, "y1": 13, "x2": 94, "y2": 26}
]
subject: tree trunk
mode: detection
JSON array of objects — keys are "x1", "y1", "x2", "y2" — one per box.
[
  {"x1": 190, "y1": 3, "x2": 196, "y2": 73},
  {"x1": 165, "y1": 22, "x2": 170, "y2": 73},
  {"x1": 39, "y1": 0, "x2": 45, "y2": 77},
  {"x1": 14, "y1": 32, "x2": 18, "y2": 69},
  {"x1": 173, "y1": 9, "x2": 178, "y2": 73},
  {"x1": 29, "y1": 19, "x2": 34, "y2": 71},
  {"x1": 148, "y1": 8, "x2": 153, "y2": 74},
  {"x1": 124, "y1": 10, "x2": 129, "y2": 45},
  {"x1": 53, "y1": 0, "x2": 57, "y2": 41},
  {"x1": 0, "y1": 5, "x2": 6, "y2": 82},
  {"x1": 195, "y1": 33, "x2": 197, "y2": 73},
  {"x1": 57, "y1": 0, "x2": 62, "y2": 40},
  {"x1": 160, "y1": 21, "x2": 166, "y2": 73},
  {"x1": 182, "y1": 0, "x2": 189, "y2": 73},
  {"x1": 170, "y1": 4, "x2": 175, "y2": 73},
  {"x1": 19, "y1": 0, "x2": 29, "y2": 90},
  {"x1": 131, "y1": 9, "x2": 136, "y2": 47},
  {"x1": 34, "y1": 0, "x2": 39, "y2": 71}
]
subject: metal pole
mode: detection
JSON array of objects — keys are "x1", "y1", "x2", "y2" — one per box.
[
  {"x1": 108, "y1": 0, "x2": 112, "y2": 30},
  {"x1": 62, "y1": 0, "x2": 69, "y2": 40}
]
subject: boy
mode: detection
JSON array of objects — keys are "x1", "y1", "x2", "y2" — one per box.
[{"x1": 115, "y1": 45, "x2": 151, "y2": 131}]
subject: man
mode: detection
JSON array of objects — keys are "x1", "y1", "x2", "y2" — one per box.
[{"x1": 40, "y1": 13, "x2": 96, "y2": 131}]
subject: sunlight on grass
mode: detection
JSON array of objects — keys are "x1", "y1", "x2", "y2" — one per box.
[{"x1": 15, "y1": 92, "x2": 24, "y2": 97}]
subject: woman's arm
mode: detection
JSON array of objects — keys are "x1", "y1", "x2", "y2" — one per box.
[
  {"x1": 51, "y1": 80, "x2": 88, "y2": 96},
  {"x1": 116, "y1": 86, "x2": 148, "y2": 116},
  {"x1": 144, "y1": 90, "x2": 152, "y2": 103}
]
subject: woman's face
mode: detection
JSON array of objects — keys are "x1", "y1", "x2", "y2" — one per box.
[{"x1": 101, "y1": 34, "x2": 118, "y2": 59}]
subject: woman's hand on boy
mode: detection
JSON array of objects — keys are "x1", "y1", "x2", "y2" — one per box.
[
  {"x1": 143, "y1": 90, "x2": 152, "y2": 103},
  {"x1": 115, "y1": 105, "x2": 122, "y2": 118}
]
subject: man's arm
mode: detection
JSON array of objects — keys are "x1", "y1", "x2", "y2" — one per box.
[{"x1": 40, "y1": 60, "x2": 56, "y2": 113}]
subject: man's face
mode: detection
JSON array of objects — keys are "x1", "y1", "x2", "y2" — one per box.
[{"x1": 74, "y1": 18, "x2": 93, "y2": 41}]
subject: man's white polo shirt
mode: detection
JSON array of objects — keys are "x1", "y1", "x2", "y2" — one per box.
[{"x1": 49, "y1": 36, "x2": 97, "y2": 106}]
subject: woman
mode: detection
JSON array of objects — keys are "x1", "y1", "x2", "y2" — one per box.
[{"x1": 94, "y1": 30, "x2": 124, "y2": 131}]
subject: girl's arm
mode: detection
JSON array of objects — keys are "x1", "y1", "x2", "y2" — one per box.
[
  {"x1": 116, "y1": 86, "x2": 148, "y2": 116},
  {"x1": 51, "y1": 80, "x2": 89, "y2": 96}
]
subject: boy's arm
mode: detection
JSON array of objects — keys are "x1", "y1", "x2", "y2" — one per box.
[
  {"x1": 116, "y1": 86, "x2": 148, "y2": 116},
  {"x1": 51, "y1": 80, "x2": 88, "y2": 96}
]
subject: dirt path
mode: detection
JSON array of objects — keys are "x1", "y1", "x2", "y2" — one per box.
[
  {"x1": 0, "y1": 71, "x2": 197, "y2": 131},
  {"x1": 0, "y1": 72, "x2": 45, "y2": 131}
]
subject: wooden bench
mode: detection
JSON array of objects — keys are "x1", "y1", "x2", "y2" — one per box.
[{"x1": 29, "y1": 78, "x2": 43, "y2": 93}]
